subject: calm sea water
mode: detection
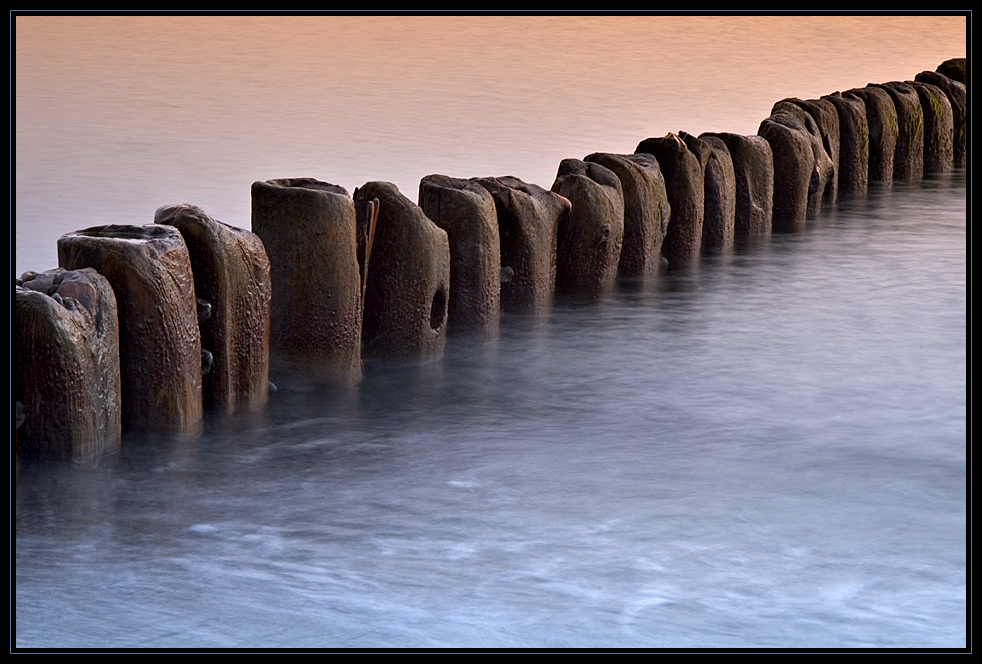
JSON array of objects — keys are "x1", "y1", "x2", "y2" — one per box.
[
  {"x1": 14, "y1": 15, "x2": 966, "y2": 275},
  {"x1": 15, "y1": 174, "x2": 967, "y2": 649},
  {"x1": 14, "y1": 16, "x2": 967, "y2": 649}
]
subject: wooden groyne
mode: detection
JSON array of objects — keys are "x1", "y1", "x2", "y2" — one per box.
[{"x1": 14, "y1": 58, "x2": 967, "y2": 462}]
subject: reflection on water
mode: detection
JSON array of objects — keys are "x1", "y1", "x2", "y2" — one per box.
[
  {"x1": 15, "y1": 174, "x2": 966, "y2": 648},
  {"x1": 14, "y1": 15, "x2": 966, "y2": 276}
]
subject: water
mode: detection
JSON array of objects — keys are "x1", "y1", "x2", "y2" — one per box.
[
  {"x1": 14, "y1": 15, "x2": 966, "y2": 275},
  {"x1": 13, "y1": 16, "x2": 967, "y2": 649},
  {"x1": 15, "y1": 175, "x2": 967, "y2": 649}
]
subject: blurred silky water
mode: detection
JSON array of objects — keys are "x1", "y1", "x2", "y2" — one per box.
[{"x1": 14, "y1": 15, "x2": 967, "y2": 649}]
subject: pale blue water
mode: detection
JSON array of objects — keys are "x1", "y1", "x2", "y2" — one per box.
[
  {"x1": 15, "y1": 174, "x2": 966, "y2": 648},
  {"x1": 14, "y1": 16, "x2": 967, "y2": 650}
]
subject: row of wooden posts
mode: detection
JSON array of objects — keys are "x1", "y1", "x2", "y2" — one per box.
[{"x1": 14, "y1": 58, "x2": 967, "y2": 463}]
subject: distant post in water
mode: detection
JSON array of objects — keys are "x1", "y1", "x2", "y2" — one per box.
[
  {"x1": 635, "y1": 133, "x2": 706, "y2": 264},
  {"x1": 914, "y1": 70, "x2": 966, "y2": 168},
  {"x1": 472, "y1": 176, "x2": 570, "y2": 324},
  {"x1": 822, "y1": 92, "x2": 869, "y2": 198},
  {"x1": 769, "y1": 100, "x2": 834, "y2": 217},
  {"x1": 843, "y1": 86, "x2": 898, "y2": 184},
  {"x1": 551, "y1": 158, "x2": 625, "y2": 299},
  {"x1": 758, "y1": 105, "x2": 828, "y2": 231},
  {"x1": 787, "y1": 98, "x2": 840, "y2": 206},
  {"x1": 419, "y1": 175, "x2": 501, "y2": 341},
  {"x1": 685, "y1": 132, "x2": 735, "y2": 253},
  {"x1": 584, "y1": 152, "x2": 670, "y2": 282},
  {"x1": 699, "y1": 132, "x2": 773, "y2": 240},
  {"x1": 873, "y1": 82, "x2": 925, "y2": 182},
  {"x1": 909, "y1": 80, "x2": 954, "y2": 175}
]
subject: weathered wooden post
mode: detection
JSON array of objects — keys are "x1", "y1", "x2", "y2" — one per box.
[
  {"x1": 58, "y1": 224, "x2": 203, "y2": 436},
  {"x1": 768, "y1": 100, "x2": 835, "y2": 217},
  {"x1": 155, "y1": 204, "x2": 271, "y2": 412},
  {"x1": 551, "y1": 158, "x2": 625, "y2": 299},
  {"x1": 700, "y1": 132, "x2": 773, "y2": 240},
  {"x1": 914, "y1": 70, "x2": 966, "y2": 168},
  {"x1": 472, "y1": 175, "x2": 570, "y2": 323},
  {"x1": 822, "y1": 92, "x2": 869, "y2": 197},
  {"x1": 635, "y1": 133, "x2": 706, "y2": 264},
  {"x1": 583, "y1": 152, "x2": 670, "y2": 282},
  {"x1": 909, "y1": 80, "x2": 954, "y2": 174},
  {"x1": 936, "y1": 58, "x2": 966, "y2": 85},
  {"x1": 873, "y1": 82, "x2": 925, "y2": 182},
  {"x1": 16, "y1": 268, "x2": 121, "y2": 461},
  {"x1": 843, "y1": 86, "x2": 898, "y2": 184},
  {"x1": 684, "y1": 132, "x2": 736, "y2": 253},
  {"x1": 418, "y1": 175, "x2": 501, "y2": 341},
  {"x1": 757, "y1": 109, "x2": 817, "y2": 232},
  {"x1": 356, "y1": 181, "x2": 450, "y2": 359},
  {"x1": 251, "y1": 178, "x2": 364, "y2": 384},
  {"x1": 786, "y1": 98, "x2": 840, "y2": 206}
]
